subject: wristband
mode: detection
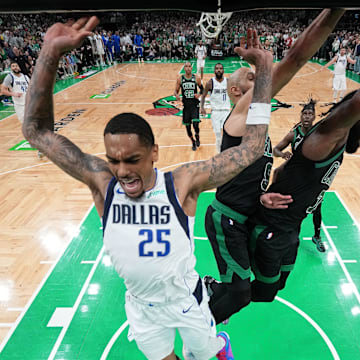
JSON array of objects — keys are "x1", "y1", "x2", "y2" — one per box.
[{"x1": 246, "y1": 103, "x2": 271, "y2": 125}]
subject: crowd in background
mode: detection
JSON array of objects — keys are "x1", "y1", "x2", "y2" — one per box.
[{"x1": 0, "y1": 9, "x2": 360, "y2": 80}]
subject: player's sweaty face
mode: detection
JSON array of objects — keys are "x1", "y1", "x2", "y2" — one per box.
[{"x1": 105, "y1": 133, "x2": 158, "y2": 198}]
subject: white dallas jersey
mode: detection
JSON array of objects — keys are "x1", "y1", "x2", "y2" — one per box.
[
  {"x1": 102, "y1": 169, "x2": 199, "y2": 303},
  {"x1": 195, "y1": 45, "x2": 206, "y2": 60},
  {"x1": 333, "y1": 54, "x2": 348, "y2": 75},
  {"x1": 3, "y1": 73, "x2": 29, "y2": 106},
  {"x1": 210, "y1": 77, "x2": 230, "y2": 111}
]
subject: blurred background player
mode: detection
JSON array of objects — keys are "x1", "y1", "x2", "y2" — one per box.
[
  {"x1": 273, "y1": 99, "x2": 326, "y2": 252},
  {"x1": 322, "y1": 47, "x2": 356, "y2": 103},
  {"x1": 1, "y1": 60, "x2": 44, "y2": 158},
  {"x1": 200, "y1": 63, "x2": 231, "y2": 153},
  {"x1": 134, "y1": 31, "x2": 144, "y2": 62},
  {"x1": 195, "y1": 39, "x2": 207, "y2": 81},
  {"x1": 1, "y1": 61, "x2": 29, "y2": 124},
  {"x1": 174, "y1": 62, "x2": 203, "y2": 151}
]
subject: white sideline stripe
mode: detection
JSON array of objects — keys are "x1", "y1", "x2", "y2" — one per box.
[
  {"x1": 333, "y1": 191, "x2": 360, "y2": 231},
  {"x1": 0, "y1": 162, "x2": 52, "y2": 177},
  {"x1": 0, "y1": 204, "x2": 94, "y2": 353},
  {"x1": 100, "y1": 320, "x2": 129, "y2": 360},
  {"x1": 303, "y1": 237, "x2": 312, "y2": 240},
  {"x1": 160, "y1": 143, "x2": 215, "y2": 148},
  {"x1": 276, "y1": 296, "x2": 340, "y2": 360},
  {"x1": 47, "y1": 307, "x2": 73, "y2": 328},
  {"x1": 322, "y1": 224, "x2": 360, "y2": 305},
  {"x1": 115, "y1": 63, "x2": 176, "y2": 82},
  {"x1": 40, "y1": 261, "x2": 55, "y2": 264},
  {"x1": 343, "y1": 260, "x2": 358, "y2": 264},
  {"x1": 194, "y1": 236, "x2": 208, "y2": 240},
  {"x1": 325, "y1": 226, "x2": 338, "y2": 229},
  {"x1": 0, "y1": 324, "x2": 13, "y2": 328},
  {"x1": 48, "y1": 247, "x2": 105, "y2": 360},
  {"x1": 81, "y1": 260, "x2": 96, "y2": 264},
  {"x1": 7, "y1": 308, "x2": 24, "y2": 312}
]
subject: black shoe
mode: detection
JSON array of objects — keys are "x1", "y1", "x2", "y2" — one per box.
[
  {"x1": 312, "y1": 236, "x2": 326, "y2": 252},
  {"x1": 195, "y1": 137, "x2": 200, "y2": 147},
  {"x1": 203, "y1": 275, "x2": 219, "y2": 297},
  {"x1": 192, "y1": 141, "x2": 197, "y2": 151}
]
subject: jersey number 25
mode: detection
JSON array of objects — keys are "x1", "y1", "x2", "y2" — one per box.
[{"x1": 139, "y1": 229, "x2": 171, "y2": 257}]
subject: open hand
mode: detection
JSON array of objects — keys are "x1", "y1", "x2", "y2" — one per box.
[
  {"x1": 234, "y1": 28, "x2": 273, "y2": 66},
  {"x1": 260, "y1": 192, "x2": 293, "y2": 209},
  {"x1": 43, "y1": 16, "x2": 99, "y2": 56}
]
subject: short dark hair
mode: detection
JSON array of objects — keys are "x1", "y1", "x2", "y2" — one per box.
[
  {"x1": 215, "y1": 63, "x2": 223, "y2": 69},
  {"x1": 10, "y1": 60, "x2": 19, "y2": 66},
  {"x1": 301, "y1": 97, "x2": 316, "y2": 113},
  {"x1": 104, "y1": 113, "x2": 154, "y2": 148}
]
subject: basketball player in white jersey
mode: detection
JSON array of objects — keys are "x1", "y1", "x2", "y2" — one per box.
[
  {"x1": 322, "y1": 47, "x2": 355, "y2": 103},
  {"x1": 200, "y1": 63, "x2": 231, "y2": 152},
  {"x1": 1, "y1": 61, "x2": 30, "y2": 123},
  {"x1": 2, "y1": 61, "x2": 44, "y2": 158},
  {"x1": 23, "y1": 17, "x2": 274, "y2": 360},
  {"x1": 195, "y1": 40, "x2": 207, "y2": 81}
]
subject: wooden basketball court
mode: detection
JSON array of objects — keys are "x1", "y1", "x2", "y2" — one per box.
[{"x1": 0, "y1": 59, "x2": 359, "y2": 359}]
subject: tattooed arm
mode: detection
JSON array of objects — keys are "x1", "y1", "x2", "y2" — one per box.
[
  {"x1": 22, "y1": 17, "x2": 112, "y2": 216},
  {"x1": 173, "y1": 30, "x2": 273, "y2": 214}
]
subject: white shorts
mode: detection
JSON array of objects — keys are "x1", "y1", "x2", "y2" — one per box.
[
  {"x1": 96, "y1": 45, "x2": 105, "y2": 55},
  {"x1": 197, "y1": 58, "x2": 205, "y2": 71},
  {"x1": 211, "y1": 110, "x2": 230, "y2": 134},
  {"x1": 125, "y1": 280, "x2": 224, "y2": 360},
  {"x1": 14, "y1": 103, "x2": 25, "y2": 123},
  {"x1": 333, "y1": 74, "x2": 346, "y2": 91}
]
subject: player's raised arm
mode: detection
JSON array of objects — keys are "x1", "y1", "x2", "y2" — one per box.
[
  {"x1": 273, "y1": 131, "x2": 294, "y2": 159},
  {"x1": 22, "y1": 17, "x2": 113, "y2": 214},
  {"x1": 270, "y1": 9, "x2": 345, "y2": 96},
  {"x1": 173, "y1": 30, "x2": 273, "y2": 208}
]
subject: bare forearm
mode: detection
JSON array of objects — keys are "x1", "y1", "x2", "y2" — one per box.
[
  {"x1": 272, "y1": 9, "x2": 345, "y2": 96},
  {"x1": 273, "y1": 148, "x2": 284, "y2": 157},
  {"x1": 23, "y1": 45, "x2": 60, "y2": 138},
  {"x1": 207, "y1": 124, "x2": 267, "y2": 188},
  {"x1": 253, "y1": 57, "x2": 272, "y2": 103},
  {"x1": 293, "y1": 9, "x2": 344, "y2": 63}
]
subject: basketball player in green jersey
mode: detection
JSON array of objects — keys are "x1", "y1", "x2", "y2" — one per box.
[
  {"x1": 273, "y1": 99, "x2": 326, "y2": 252},
  {"x1": 174, "y1": 62, "x2": 203, "y2": 151}
]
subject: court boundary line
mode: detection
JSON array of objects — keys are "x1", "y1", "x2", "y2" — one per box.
[
  {"x1": 276, "y1": 296, "x2": 340, "y2": 359},
  {"x1": 321, "y1": 226, "x2": 360, "y2": 305},
  {"x1": 321, "y1": 192, "x2": 360, "y2": 305},
  {"x1": 48, "y1": 246, "x2": 105, "y2": 359},
  {"x1": 100, "y1": 320, "x2": 129, "y2": 360},
  {"x1": 333, "y1": 190, "x2": 360, "y2": 230},
  {"x1": 0, "y1": 204, "x2": 94, "y2": 353}
]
